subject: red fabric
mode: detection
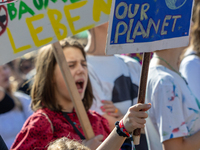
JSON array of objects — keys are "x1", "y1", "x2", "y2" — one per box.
[{"x1": 11, "y1": 108, "x2": 110, "y2": 150}]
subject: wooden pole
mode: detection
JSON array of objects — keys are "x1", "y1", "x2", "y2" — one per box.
[
  {"x1": 52, "y1": 41, "x2": 95, "y2": 140},
  {"x1": 133, "y1": 52, "x2": 151, "y2": 145}
]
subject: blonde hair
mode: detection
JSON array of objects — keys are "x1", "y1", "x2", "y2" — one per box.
[{"x1": 48, "y1": 137, "x2": 90, "y2": 150}]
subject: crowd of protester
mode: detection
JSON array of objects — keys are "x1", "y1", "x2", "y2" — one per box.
[{"x1": 0, "y1": 1, "x2": 200, "y2": 150}]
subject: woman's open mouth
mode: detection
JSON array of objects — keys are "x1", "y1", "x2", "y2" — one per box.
[{"x1": 75, "y1": 79, "x2": 84, "y2": 93}]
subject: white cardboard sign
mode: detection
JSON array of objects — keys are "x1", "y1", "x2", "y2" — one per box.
[{"x1": 0, "y1": 0, "x2": 112, "y2": 65}]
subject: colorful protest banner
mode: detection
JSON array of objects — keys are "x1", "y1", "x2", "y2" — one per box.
[
  {"x1": 0, "y1": 0, "x2": 17, "y2": 6},
  {"x1": 106, "y1": 0, "x2": 193, "y2": 55},
  {"x1": 0, "y1": 0, "x2": 112, "y2": 65}
]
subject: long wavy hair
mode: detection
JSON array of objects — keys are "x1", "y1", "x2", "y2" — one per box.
[
  {"x1": 31, "y1": 38, "x2": 94, "y2": 112},
  {"x1": 190, "y1": 1, "x2": 200, "y2": 57}
]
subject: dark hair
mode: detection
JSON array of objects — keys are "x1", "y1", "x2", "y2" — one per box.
[{"x1": 31, "y1": 38, "x2": 94, "y2": 112}]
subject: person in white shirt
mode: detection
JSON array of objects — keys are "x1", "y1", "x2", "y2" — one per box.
[
  {"x1": 86, "y1": 22, "x2": 148, "y2": 150},
  {"x1": 180, "y1": 2, "x2": 200, "y2": 101},
  {"x1": 145, "y1": 46, "x2": 200, "y2": 150}
]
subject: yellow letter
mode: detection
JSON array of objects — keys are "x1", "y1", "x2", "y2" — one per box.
[
  {"x1": 114, "y1": 21, "x2": 128, "y2": 43},
  {"x1": 47, "y1": 8, "x2": 68, "y2": 40},
  {"x1": 126, "y1": 19, "x2": 134, "y2": 43},
  {"x1": 64, "y1": 1, "x2": 94, "y2": 35},
  {"x1": 140, "y1": 3, "x2": 150, "y2": 21},
  {"x1": 26, "y1": 14, "x2": 53, "y2": 47},
  {"x1": 93, "y1": 0, "x2": 112, "y2": 22},
  {"x1": 146, "y1": 18, "x2": 160, "y2": 38},
  {"x1": 7, "y1": 27, "x2": 31, "y2": 54},
  {"x1": 128, "y1": 4, "x2": 139, "y2": 19},
  {"x1": 172, "y1": 15, "x2": 181, "y2": 32},
  {"x1": 132, "y1": 20, "x2": 146, "y2": 42},
  {"x1": 115, "y1": 2, "x2": 128, "y2": 19},
  {"x1": 161, "y1": 15, "x2": 172, "y2": 35}
]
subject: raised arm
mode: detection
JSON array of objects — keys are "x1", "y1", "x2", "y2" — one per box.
[{"x1": 97, "y1": 103, "x2": 151, "y2": 150}]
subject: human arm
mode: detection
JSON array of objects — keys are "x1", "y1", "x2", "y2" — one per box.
[
  {"x1": 97, "y1": 103, "x2": 151, "y2": 150},
  {"x1": 100, "y1": 100, "x2": 124, "y2": 130},
  {"x1": 163, "y1": 131, "x2": 200, "y2": 150}
]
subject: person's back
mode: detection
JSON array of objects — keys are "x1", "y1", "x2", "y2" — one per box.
[
  {"x1": 88, "y1": 54, "x2": 141, "y2": 115},
  {"x1": 145, "y1": 48, "x2": 200, "y2": 150}
]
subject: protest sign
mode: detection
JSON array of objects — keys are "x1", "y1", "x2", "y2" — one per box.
[
  {"x1": 106, "y1": 0, "x2": 193, "y2": 55},
  {"x1": 0, "y1": 0, "x2": 17, "y2": 6},
  {"x1": 0, "y1": 0, "x2": 112, "y2": 65}
]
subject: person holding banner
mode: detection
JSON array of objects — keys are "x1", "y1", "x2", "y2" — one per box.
[
  {"x1": 0, "y1": 64, "x2": 32, "y2": 149},
  {"x1": 145, "y1": 46, "x2": 200, "y2": 150},
  {"x1": 47, "y1": 101, "x2": 151, "y2": 150},
  {"x1": 86, "y1": 23, "x2": 148, "y2": 150},
  {"x1": 179, "y1": 2, "x2": 200, "y2": 101},
  {"x1": 11, "y1": 38, "x2": 110, "y2": 150},
  {"x1": 11, "y1": 38, "x2": 151, "y2": 150}
]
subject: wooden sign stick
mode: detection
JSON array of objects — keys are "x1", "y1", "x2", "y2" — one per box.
[
  {"x1": 52, "y1": 41, "x2": 95, "y2": 140},
  {"x1": 133, "y1": 52, "x2": 151, "y2": 145}
]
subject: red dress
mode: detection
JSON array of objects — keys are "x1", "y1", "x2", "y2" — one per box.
[{"x1": 11, "y1": 108, "x2": 110, "y2": 150}]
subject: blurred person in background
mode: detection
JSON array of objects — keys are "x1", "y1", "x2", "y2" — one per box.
[
  {"x1": 8, "y1": 51, "x2": 36, "y2": 95},
  {"x1": 179, "y1": 1, "x2": 200, "y2": 101},
  {"x1": 145, "y1": 45, "x2": 200, "y2": 150},
  {"x1": 85, "y1": 23, "x2": 147, "y2": 150},
  {"x1": 0, "y1": 64, "x2": 32, "y2": 149}
]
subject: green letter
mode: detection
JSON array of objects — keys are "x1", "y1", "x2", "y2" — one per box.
[
  {"x1": 70, "y1": 0, "x2": 80, "y2": 3},
  {"x1": 7, "y1": 3, "x2": 17, "y2": 21},
  {"x1": 33, "y1": 0, "x2": 43, "y2": 10},
  {"x1": 19, "y1": 1, "x2": 35, "y2": 20}
]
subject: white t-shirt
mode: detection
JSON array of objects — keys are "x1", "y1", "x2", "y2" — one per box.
[
  {"x1": 180, "y1": 48, "x2": 200, "y2": 101},
  {"x1": 87, "y1": 55, "x2": 141, "y2": 115},
  {"x1": 145, "y1": 65, "x2": 200, "y2": 150},
  {"x1": 0, "y1": 92, "x2": 32, "y2": 149}
]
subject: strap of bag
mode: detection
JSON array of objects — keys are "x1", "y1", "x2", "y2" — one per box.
[
  {"x1": 62, "y1": 112, "x2": 85, "y2": 140},
  {"x1": 40, "y1": 113, "x2": 54, "y2": 133}
]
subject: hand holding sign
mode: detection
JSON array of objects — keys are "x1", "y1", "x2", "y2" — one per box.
[{"x1": 106, "y1": 0, "x2": 193, "y2": 145}]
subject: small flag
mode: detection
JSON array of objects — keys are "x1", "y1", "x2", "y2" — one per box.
[{"x1": 0, "y1": 0, "x2": 17, "y2": 6}]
